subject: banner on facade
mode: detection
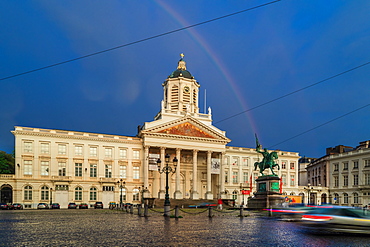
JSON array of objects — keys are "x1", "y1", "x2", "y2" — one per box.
[
  {"x1": 148, "y1": 153, "x2": 160, "y2": 171},
  {"x1": 241, "y1": 190, "x2": 250, "y2": 195},
  {"x1": 211, "y1": 158, "x2": 220, "y2": 174}
]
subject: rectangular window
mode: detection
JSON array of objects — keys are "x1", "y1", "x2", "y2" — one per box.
[
  {"x1": 343, "y1": 162, "x2": 348, "y2": 170},
  {"x1": 365, "y1": 159, "x2": 370, "y2": 167},
  {"x1": 75, "y1": 163, "x2": 82, "y2": 177},
  {"x1": 334, "y1": 163, "x2": 339, "y2": 171},
  {"x1": 343, "y1": 175, "x2": 348, "y2": 186},
  {"x1": 24, "y1": 141, "x2": 33, "y2": 153},
  {"x1": 290, "y1": 175, "x2": 295, "y2": 186},
  {"x1": 103, "y1": 186, "x2": 114, "y2": 191},
  {"x1": 90, "y1": 164, "x2": 97, "y2": 178},
  {"x1": 41, "y1": 188, "x2": 49, "y2": 201},
  {"x1": 58, "y1": 162, "x2": 66, "y2": 176},
  {"x1": 75, "y1": 146, "x2": 83, "y2": 156},
  {"x1": 290, "y1": 162, "x2": 295, "y2": 169},
  {"x1": 90, "y1": 147, "x2": 97, "y2": 157},
  {"x1": 40, "y1": 143, "x2": 50, "y2": 154},
  {"x1": 133, "y1": 167, "x2": 140, "y2": 179},
  {"x1": 119, "y1": 166, "x2": 127, "y2": 179},
  {"x1": 334, "y1": 176, "x2": 339, "y2": 187},
  {"x1": 133, "y1": 150, "x2": 140, "y2": 160},
  {"x1": 24, "y1": 160, "x2": 32, "y2": 175},
  {"x1": 58, "y1": 144, "x2": 66, "y2": 155},
  {"x1": 282, "y1": 174, "x2": 287, "y2": 186},
  {"x1": 353, "y1": 174, "x2": 359, "y2": 186},
  {"x1": 242, "y1": 158, "x2": 248, "y2": 167},
  {"x1": 225, "y1": 171, "x2": 228, "y2": 183},
  {"x1": 353, "y1": 161, "x2": 359, "y2": 169},
  {"x1": 90, "y1": 188, "x2": 97, "y2": 201},
  {"x1": 232, "y1": 157, "x2": 238, "y2": 166},
  {"x1": 105, "y1": 148, "x2": 112, "y2": 158},
  {"x1": 55, "y1": 185, "x2": 69, "y2": 191},
  {"x1": 105, "y1": 164, "x2": 112, "y2": 178},
  {"x1": 365, "y1": 173, "x2": 370, "y2": 185},
  {"x1": 24, "y1": 186, "x2": 32, "y2": 200},
  {"x1": 281, "y1": 162, "x2": 286, "y2": 169},
  {"x1": 232, "y1": 172, "x2": 238, "y2": 183},
  {"x1": 119, "y1": 149, "x2": 127, "y2": 159},
  {"x1": 41, "y1": 161, "x2": 49, "y2": 176},
  {"x1": 243, "y1": 172, "x2": 248, "y2": 183}
]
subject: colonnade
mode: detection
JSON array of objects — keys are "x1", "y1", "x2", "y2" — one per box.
[{"x1": 142, "y1": 146, "x2": 225, "y2": 200}]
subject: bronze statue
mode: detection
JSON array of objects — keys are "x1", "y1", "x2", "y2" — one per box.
[{"x1": 254, "y1": 134, "x2": 280, "y2": 176}]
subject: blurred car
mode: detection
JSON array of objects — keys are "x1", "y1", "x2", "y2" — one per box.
[
  {"x1": 79, "y1": 203, "x2": 89, "y2": 209},
  {"x1": 50, "y1": 203, "x2": 60, "y2": 209},
  {"x1": 299, "y1": 206, "x2": 370, "y2": 234},
  {"x1": 188, "y1": 202, "x2": 217, "y2": 208},
  {"x1": 12, "y1": 203, "x2": 23, "y2": 210},
  {"x1": 94, "y1": 202, "x2": 103, "y2": 209},
  {"x1": 68, "y1": 203, "x2": 77, "y2": 209},
  {"x1": 0, "y1": 203, "x2": 9, "y2": 210},
  {"x1": 37, "y1": 203, "x2": 49, "y2": 209}
]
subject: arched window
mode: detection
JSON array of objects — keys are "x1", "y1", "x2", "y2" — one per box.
[
  {"x1": 24, "y1": 185, "x2": 32, "y2": 200},
  {"x1": 343, "y1": 193, "x2": 348, "y2": 204},
  {"x1": 75, "y1": 187, "x2": 82, "y2": 201},
  {"x1": 133, "y1": 188, "x2": 139, "y2": 201},
  {"x1": 321, "y1": 193, "x2": 327, "y2": 204},
  {"x1": 41, "y1": 186, "x2": 49, "y2": 201},
  {"x1": 90, "y1": 187, "x2": 97, "y2": 201},
  {"x1": 334, "y1": 193, "x2": 340, "y2": 204},
  {"x1": 122, "y1": 188, "x2": 127, "y2": 201},
  {"x1": 290, "y1": 192, "x2": 295, "y2": 195},
  {"x1": 353, "y1": 192, "x2": 359, "y2": 204},
  {"x1": 232, "y1": 190, "x2": 238, "y2": 200}
]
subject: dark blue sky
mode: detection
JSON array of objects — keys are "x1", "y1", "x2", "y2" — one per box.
[{"x1": 1, "y1": 0, "x2": 369, "y2": 158}]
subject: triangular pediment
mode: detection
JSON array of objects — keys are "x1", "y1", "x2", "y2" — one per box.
[
  {"x1": 158, "y1": 122, "x2": 215, "y2": 138},
  {"x1": 141, "y1": 116, "x2": 230, "y2": 143}
]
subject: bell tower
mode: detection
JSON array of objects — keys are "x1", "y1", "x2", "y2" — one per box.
[{"x1": 154, "y1": 54, "x2": 212, "y2": 125}]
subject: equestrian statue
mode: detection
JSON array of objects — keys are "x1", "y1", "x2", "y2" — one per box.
[{"x1": 254, "y1": 134, "x2": 280, "y2": 176}]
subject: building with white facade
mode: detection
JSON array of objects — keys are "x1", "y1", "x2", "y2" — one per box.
[{"x1": 0, "y1": 56, "x2": 300, "y2": 208}]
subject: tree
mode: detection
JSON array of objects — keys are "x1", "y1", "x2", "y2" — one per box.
[{"x1": 0, "y1": 151, "x2": 15, "y2": 174}]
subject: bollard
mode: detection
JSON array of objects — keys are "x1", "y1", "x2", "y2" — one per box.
[
  {"x1": 138, "y1": 204, "x2": 142, "y2": 216},
  {"x1": 126, "y1": 205, "x2": 129, "y2": 213},
  {"x1": 130, "y1": 205, "x2": 134, "y2": 214},
  {"x1": 175, "y1": 205, "x2": 179, "y2": 218},
  {"x1": 239, "y1": 205, "x2": 244, "y2": 217},
  {"x1": 208, "y1": 207, "x2": 212, "y2": 218},
  {"x1": 144, "y1": 204, "x2": 149, "y2": 217}
]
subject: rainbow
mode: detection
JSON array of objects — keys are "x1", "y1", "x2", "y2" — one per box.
[{"x1": 155, "y1": 0, "x2": 259, "y2": 139}]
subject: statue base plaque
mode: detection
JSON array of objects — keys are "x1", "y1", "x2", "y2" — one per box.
[{"x1": 247, "y1": 175, "x2": 284, "y2": 209}]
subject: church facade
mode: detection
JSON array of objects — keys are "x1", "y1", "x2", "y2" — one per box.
[{"x1": 0, "y1": 56, "x2": 300, "y2": 208}]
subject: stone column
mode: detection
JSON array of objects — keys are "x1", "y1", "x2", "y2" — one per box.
[
  {"x1": 144, "y1": 146, "x2": 149, "y2": 189},
  {"x1": 205, "y1": 151, "x2": 213, "y2": 200},
  {"x1": 191, "y1": 150, "x2": 199, "y2": 199},
  {"x1": 158, "y1": 147, "x2": 166, "y2": 199},
  {"x1": 220, "y1": 152, "x2": 226, "y2": 199},
  {"x1": 174, "y1": 148, "x2": 183, "y2": 199}
]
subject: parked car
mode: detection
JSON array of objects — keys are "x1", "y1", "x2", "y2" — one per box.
[
  {"x1": 79, "y1": 203, "x2": 89, "y2": 209},
  {"x1": 0, "y1": 203, "x2": 9, "y2": 210},
  {"x1": 50, "y1": 203, "x2": 60, "y2": 209},
  {"x1": 188, "y1": 202, "x2": 217, "y2": 208},
  {"x1": 68, "y1": 203, "x2": 77, "y2": 209},
  {"x1": 299, "y1": 206, "x2": 370, "y2": 234},
  {"x1": 94, "y1": 202, "x2": 103, "y2": 209},
  {"x1": 12, "y1": 203, "x2": 23, "y2": 210},
  {"x1": 37, "y1": 203, "x2": 49, "y2": 209}
]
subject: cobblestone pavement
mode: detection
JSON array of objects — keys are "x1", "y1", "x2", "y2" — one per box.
[{"x1": 0, "y1": 209, "x2": 368, "y2": 247}]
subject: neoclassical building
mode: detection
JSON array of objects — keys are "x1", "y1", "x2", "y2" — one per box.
[{"x1": 0, "y1": 56, "x2": 300, "y2": 208}]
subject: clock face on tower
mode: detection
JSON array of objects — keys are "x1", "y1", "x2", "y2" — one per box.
[{"x1": 184, "y1": 86, "x2": 190, "y2": 93}]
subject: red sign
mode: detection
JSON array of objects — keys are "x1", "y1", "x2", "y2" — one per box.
[{"x1": 241, "y1": 190, "x2": 250, "y2": 195}]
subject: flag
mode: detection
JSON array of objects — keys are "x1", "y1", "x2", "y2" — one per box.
[{"x1": 279, "y1": 177, "x2": 283, "y2": 194}]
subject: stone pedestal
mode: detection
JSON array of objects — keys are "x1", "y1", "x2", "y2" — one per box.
[{"x1": 247, "y1": 175, "x2": 284, "y2": 209}]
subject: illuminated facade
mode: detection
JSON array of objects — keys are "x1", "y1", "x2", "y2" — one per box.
[{"x1": 0, "y1": 56, "x2": 300, "y2": 208}]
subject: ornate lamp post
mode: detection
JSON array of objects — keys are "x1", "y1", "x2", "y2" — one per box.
[
  {"x1": 304, "y1": 183, "x2": 313, "y2": 205},
  {"x1": 117, "y1": 179, "x2": 126, "y2": 208},
  {"x1": 50, "y1": 188, "x2": 53, "y2": 206},
  {"x1": 157, "y1": 154, "x2": 178, "y2": 217}
]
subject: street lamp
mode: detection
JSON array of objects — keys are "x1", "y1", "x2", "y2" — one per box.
[
  {"x1": 304, "y1": 183, "x2": 313, "y2": 205},
  {"x1": 117, "y1": 179, "x2": 126, "y2": 208},
  {"x1": 157, "y1": 154, "x2": 178, "y2": 217},
  {"x1": 50, "y1": 188, "x2": 53, "y2": 206}
]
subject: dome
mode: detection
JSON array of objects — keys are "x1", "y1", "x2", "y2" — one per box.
[{"x1": 168, "y1": 54, "x2": 194, "y2": 79}]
